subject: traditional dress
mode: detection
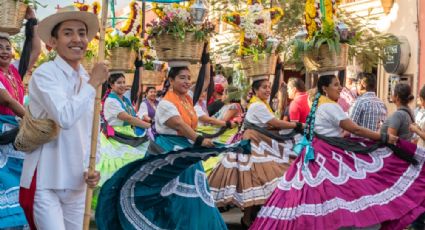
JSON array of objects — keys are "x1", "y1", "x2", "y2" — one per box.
[
  {"x1": 137, "y1": 98, "x2": 158, "y2": 140},
  {"x1": 208, "y1": 96, "x2": 299, "y2": 208},
  {"x1": 0, "y1": 64, "x2": 28, "y2": 229},
  {"x1": 20, "y1": 56, "x2": 99, "y2": 230},
  {"x1": 197, "y1": 102, "x2": 243, "y2": 175},
  {"x1": 251, "y1": 96, "x2": 425, "y2": 230},
  {"x1": 97, "y1": 92, "x2": 148, "y2": 185},
  {"x1": 95, "y1": 90, "x2": 245, "y2": 230}
]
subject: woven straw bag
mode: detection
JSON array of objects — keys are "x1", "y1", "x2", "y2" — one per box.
[{"x1": 14, "y1": 107, "x2": 60, "y2": 152}]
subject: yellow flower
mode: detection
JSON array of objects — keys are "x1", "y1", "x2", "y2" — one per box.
[{"x1": 121, "y1": 1, "x2": 138, "y2": 34}]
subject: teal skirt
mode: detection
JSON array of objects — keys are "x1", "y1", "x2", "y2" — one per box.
[{"x1": 95, "y1": 135, "x2": 250, "y2": 230}]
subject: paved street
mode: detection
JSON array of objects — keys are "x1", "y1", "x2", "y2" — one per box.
[{"x1": 90, "y1": 208, "x2": 244, "y2": 229}]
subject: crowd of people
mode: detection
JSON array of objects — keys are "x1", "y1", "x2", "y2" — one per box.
[{"x1": 3, "y1": 6, "x2": 425, "y2": 230}]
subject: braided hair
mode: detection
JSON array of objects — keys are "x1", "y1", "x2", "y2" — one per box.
[{"x1": 303, "y1": 92, "x2": 321, "y2": 141}]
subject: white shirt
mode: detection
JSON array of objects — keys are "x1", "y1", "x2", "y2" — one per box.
[
  {"x1": 21, "y1": 56, "x2": 98, "y2": 190},
  {"x1": 0, "y1": 81, "x2": 4, "y2": 89},
  {"x1": 314, "y1": 103, "x2": 348, "y2": 137},
  {"x1": 104, "y1": 97, "x2": 125, "y2": 126},
  {"x1": 137, "y1": 101, "x2": 149, "y2": 119},
  {"x1": 245, "y1": 102, "x2": 275, "y2": 128},
  {"x1": 155, "y1": 100, "x2": 180, "y2": 135}
]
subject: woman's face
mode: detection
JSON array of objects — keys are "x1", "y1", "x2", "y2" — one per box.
[
  {"x1": 110, "y1": 77, "x2": 127, "y2": 96},
  {"x1": 147, "y1": 88, "x2": 157, "y2": 101},
  {"x1": 0, "y1": 39, "x2": 12, "y2": 68},
  {"x1": 255, "y1": 80, "x2": 271, "y2": 101},
  {"x1": 170, "y1": 69, "x2": 191, "y2": 95},
  {"x1": 322, "y1": 77, "x2": 342, "y2": 101}
]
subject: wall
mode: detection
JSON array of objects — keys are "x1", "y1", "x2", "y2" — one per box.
[
  {"x1": 341, "y1": 0, "x2": 419, "y2": 113},
  {"x1": 419, "y1": 0, "x2": 425, "y2": 89}
]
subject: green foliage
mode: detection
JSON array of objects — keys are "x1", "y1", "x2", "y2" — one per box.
[{"x1": 105, "y1": 34, "x2": 141, "y2": 51}]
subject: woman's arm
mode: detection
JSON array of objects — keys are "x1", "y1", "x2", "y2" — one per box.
[
  {"x1": 410, "y1": 124, "x2": 425, "y2": 141},
  {"x1": 221, "y1": 106, "x2": 239, "y2": 122},
  {"x1": 165, "y1": 116, "x2": 214, "y2": 147},
  {"x1": 117, "y1": 112, "x2": 151, "y2": 129},
  {"x1": 199, "y1": 115, "x2": 226, "y2": 127},
  {"x1": 267, "y1": 118, "x2": 298, "y2": 130},
  {"x1": 340, "y1": 119, "x2": 381, "y2": 141},
  {"x1": 0, "y1": 90, "x2": 25, "y2": 118}
]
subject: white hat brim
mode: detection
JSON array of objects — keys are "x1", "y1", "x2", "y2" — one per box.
[
  {"x1": 251, "y1": 75, "x2": 269, "y2": 82},
  {"x1": 38, "y1": 11, "x2": 99, "y2": 45}
]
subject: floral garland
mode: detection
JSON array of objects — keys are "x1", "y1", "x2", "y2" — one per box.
[
  {"x1": 147, "y1": 2, "x2": 214, "y2": 41},
  {"x1": 305, "y1": 0, "x2": 339, "y2": 39},
  {"x1": 73, "y1": 1, "x2": 101, "y2": 15},
  {"x1": 222, "y1": 1, "x2": 284, "y2": 56},
  {"x1": 121, "y1": 1, "x2": 143, "y2": 36}
]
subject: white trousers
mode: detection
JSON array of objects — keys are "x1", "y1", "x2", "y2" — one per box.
[{"x1": 33, "y1": 188, "x2": 85, "y2": 230}]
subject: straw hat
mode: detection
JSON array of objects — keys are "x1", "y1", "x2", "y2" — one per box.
[
  {"x1": 251, "y1": 75, "x2": 269, "y2": 83},
  {"x1": 38, "y1": 5, "x2": 99, "y2": 45}
]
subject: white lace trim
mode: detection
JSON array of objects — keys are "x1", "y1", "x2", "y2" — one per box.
[
  {"x1": 278, "y1": 147, "x2": 390, "y2": 190},
  {"x1": 160, "y1": 170, "x2": 215, "y2": 207},
  {"x1": 258, "y1": 147, "x2": 425, "y2": 220},
  {"x1": 210, "y1": 177, "x2": 281, "y2": 206},
  {"x1": 99, "y1": 139, "x2": 148, "y2": 159},
  {"x1": 0, "y1": 187, "x2": 20, "y2": 210},
  {"x1": 120, "y1": 150, "x2": 219, "y2": 230},
  {"x1": 219, "y1": 138, "x2": 296, "y2": 171},
  {"x1": 0, "y1": 143, "x2": 25, "y2": 160}
]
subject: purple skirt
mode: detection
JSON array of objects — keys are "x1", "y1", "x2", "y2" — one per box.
[{"x1": 251, "y1": 138, "x2": 425, "y2": 230}]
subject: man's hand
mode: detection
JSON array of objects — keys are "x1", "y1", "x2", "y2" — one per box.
[
  {"x1": 84, "y1": 171, "x2": 101, "y2": 188},
  {"x1": 88, "y1": 62, "x2": 109, "y2": 88}
]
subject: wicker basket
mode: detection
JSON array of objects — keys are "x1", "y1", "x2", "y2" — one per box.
[
  {"x1": 303, "y1": 43, "x2": 349, "y2": 73},
  {"x1": 188, "y1": 64, "x2": 201, "y2": 83},
  {"x1": 240, "y1": 54, "x2": 278, "y2": 77},
  {"x1": 81, "y1": 57, "x2": 94, "y2": 72},
  {"x1": 141, "y1": 70, "x2": 165, "y2": 86},
  {"x1": 152, "y1": 33, "x2": 204, "y2": 64},
  {"x1": 108, "y1": 47, "x2": 136, "y2": 71},
  {"x1": 0, "y1": 0, "x2": 27, "y2": 35}
]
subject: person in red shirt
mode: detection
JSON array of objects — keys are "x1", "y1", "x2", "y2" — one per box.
[{"x1": 287, "y1": 77, "x2": 310, "y2": 123}]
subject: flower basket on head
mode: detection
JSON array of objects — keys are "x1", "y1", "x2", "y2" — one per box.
[
  {"x1": 0, "y1": 0, "x2": 27, "y2": 35},
  {"x1": 141, "y1": 70, "x2": 165, "y2": 86},
  {"x1": 108, "y1": 47, "x2": 136, "y2": 71},
  {"x1": 221, "y1": 2, "x2": 284, "y2": 78},
  {"x1": 240, "y1": 54, "x2": 277, "y2": 77},
  {"x1": 147, "y1": 3, "x2": 214, "y2": 63},
  {"x1": 152, "y1": 33, "x2": 204, "y2": 64},
  {"x1": 303, "y1": 43, "x2": 348, "y2": 73}
]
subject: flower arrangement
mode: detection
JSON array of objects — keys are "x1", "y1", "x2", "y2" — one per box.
[
  {"x1": 105, "y1": 30, "x2": 141, "y2": 52},
  {"x1": 222, "y1": 1, "x2": 284, "y2": 59},
  {"x1": 120, "y1": 1, "x2": 143, "y2": 35},
  {"x1": 73, "y1": 1, "x2": 101, "y2": 15},
  {"x1": 147, "y1": 3, "x2": 215, "y2": 41}
]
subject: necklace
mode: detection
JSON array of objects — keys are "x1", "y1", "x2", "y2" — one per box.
[{"x1": 3, "y1": 72, "x2": 19, "y2": 100}]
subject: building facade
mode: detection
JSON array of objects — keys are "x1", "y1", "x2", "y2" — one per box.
[{"x1": 341, "y1": 0, "x2": 420, "y2": 112}]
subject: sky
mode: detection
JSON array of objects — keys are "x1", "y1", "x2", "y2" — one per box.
[{"x1": 38, "y1": 0, "x2": 131, "y2": 19}]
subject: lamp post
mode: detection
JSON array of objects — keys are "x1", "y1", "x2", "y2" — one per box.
[{"x1": 190, "y1": 0, "x2": 208, "y2": 25}]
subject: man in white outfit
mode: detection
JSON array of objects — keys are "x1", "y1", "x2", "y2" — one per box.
[{"x1": 19, "y1": 6, "x2": 108, "y2": 230}]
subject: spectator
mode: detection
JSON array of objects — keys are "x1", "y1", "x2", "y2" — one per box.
[
  {"x1": 287, "y1": 78, "x2": 310, "y2": 123},
  {"x1": 381, "y1": 83, "x2": 415, "y2": 141},
  {"x1": 207, "y1": 84, "x2": 225, "y2": 116},
  {"x1": 338, "y1": 73, "x2": 357, "y2": 113},
  {"x1": 349, "y1": 73, "x2": 387, "y2": 132},
  {"x1": 410, "y1": 85, "x2": 425, "y2": 147}
]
